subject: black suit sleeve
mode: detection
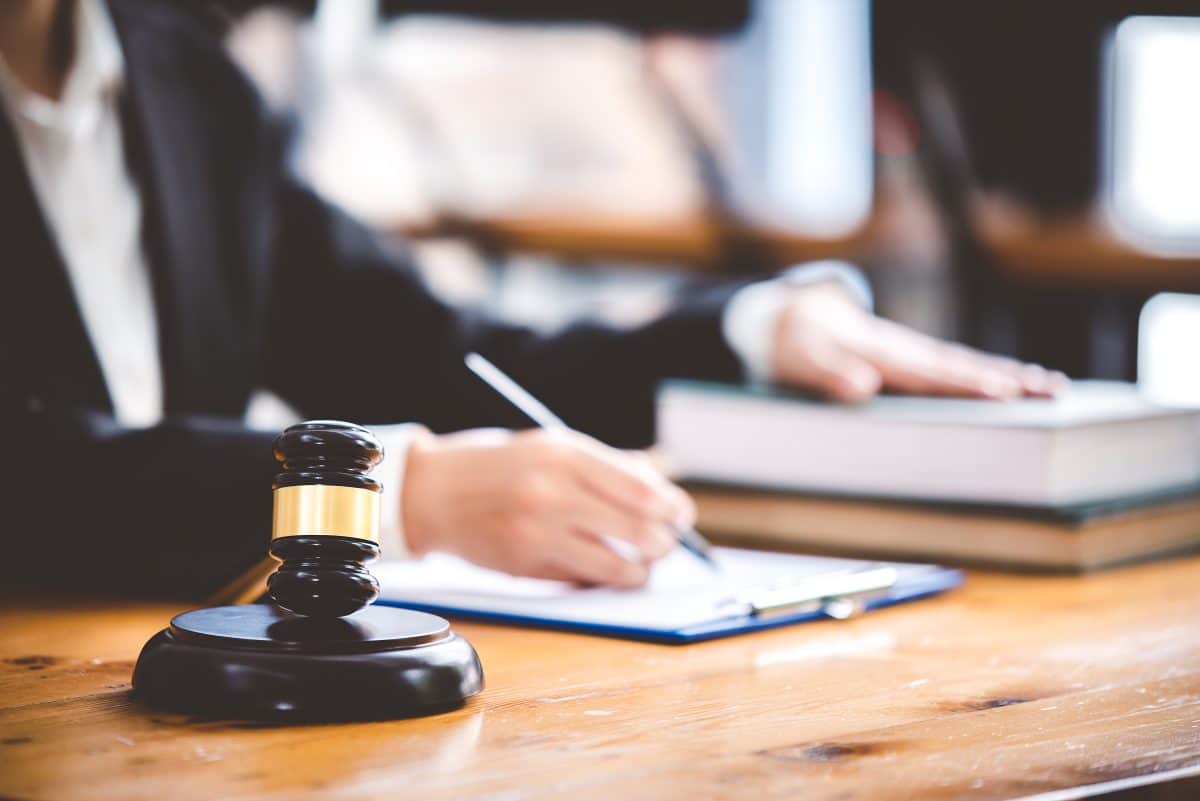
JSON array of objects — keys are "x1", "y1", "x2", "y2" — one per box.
[
  {"x1": 4, "y1": 183, "x2": 747, "y2": 598},
  {"x1": 6, "y1": 403, "x2": 277, "y2": 598},
  {"x1": 260, "y1": 179, "x2": 747, "y2": 448}
]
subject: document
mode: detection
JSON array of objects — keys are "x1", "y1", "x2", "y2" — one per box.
[{"x1": 376, "y1": 547, "x2": 954, "y2": 637}]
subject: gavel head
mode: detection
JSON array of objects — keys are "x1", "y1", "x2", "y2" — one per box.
[{"x1": 267, "y1": 421, "x2": 384, "y2": 618}]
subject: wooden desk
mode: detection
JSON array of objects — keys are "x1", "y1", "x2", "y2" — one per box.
[
  {"x1": 3, "y1": 557, "x2": 1200, "y2": 801},
  {"x1": 978, "y1": 215, "x2": 1200, "y2": 293},
  {"x1": 397, "y1": 208, "x2": 1200, "y2": 293},
  {"x1": 393, "y1": 212, "x2": 873, "y2": 269}
]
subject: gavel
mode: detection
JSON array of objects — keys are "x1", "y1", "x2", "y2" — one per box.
[
  {"x1": 208, "y1": 421, "x2": 387, "y2": 613},
  {"x1": 133, "y1": 420, "x2": 483, "y2": 721},
  {"x1": 268, "y1": 420, "x2": 384, "y2": 617}
]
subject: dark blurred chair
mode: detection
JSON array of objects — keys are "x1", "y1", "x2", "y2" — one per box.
[{"x1": 874, "y1": 0, "x2": 1200, "y2": 379}]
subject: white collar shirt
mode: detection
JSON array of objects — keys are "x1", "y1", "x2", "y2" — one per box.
[{"x1": 0, "y1": 0, "x2": 162, "y2": 427}]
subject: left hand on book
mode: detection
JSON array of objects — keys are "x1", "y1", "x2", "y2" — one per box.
[{"x1": 769, "y1": 283, "x2": 1068, "y2": 403}]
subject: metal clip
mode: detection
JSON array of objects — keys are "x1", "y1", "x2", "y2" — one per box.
[{"x1": 738, "y1": 566, "x2": 899, "y2": 620}]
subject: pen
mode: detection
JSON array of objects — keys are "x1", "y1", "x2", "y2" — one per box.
[{"x1": 465, "y1": 352, "x2": 720, "y2": 572}]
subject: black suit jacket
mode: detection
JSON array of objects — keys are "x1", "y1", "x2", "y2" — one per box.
[{"x1": 0, "y1": 0, "x2": 745, "y2": 596}]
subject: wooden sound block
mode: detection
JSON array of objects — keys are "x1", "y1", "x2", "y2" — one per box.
[{"x1": 132, "y1": 604, "x2": 483, "y2": 721}]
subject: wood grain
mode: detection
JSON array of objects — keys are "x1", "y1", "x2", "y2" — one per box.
[
  {"x1": 2, "y1": 556, "x2": 1200, "y2": 801},
  {"x1": 392, "y1": 211, "x2": 872, "y2": 269},
  {"x1": 394, "y1": 208, "x2": 1200, "y2": 293},
  {"x1": 977, "y1": 214, "x2": 1200, "y2": 292}
]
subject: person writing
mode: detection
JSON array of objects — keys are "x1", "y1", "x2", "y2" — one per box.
[{"x1": 0, "y1": 0, "x2": 1064, "y2": 596}]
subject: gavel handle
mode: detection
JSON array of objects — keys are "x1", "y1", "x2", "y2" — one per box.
[{"x1": 206, "y1": 556, "x2": 275, "y2": 606}]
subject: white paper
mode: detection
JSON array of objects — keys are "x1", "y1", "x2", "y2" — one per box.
[{"x1": 376, "y1": 547, "x2": 929, "y2": 633}]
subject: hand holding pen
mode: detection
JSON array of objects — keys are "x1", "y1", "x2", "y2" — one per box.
[
  {"x1": 463, "y1": 353, "x2": 718, "y2": 572},
  {"x1": 395, "y1": 354, "x2": 718, "y2": 588}
]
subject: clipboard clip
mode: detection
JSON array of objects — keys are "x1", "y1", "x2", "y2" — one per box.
[{"x1": 734, "y1": 565, "x2": 900, "y2": 621}]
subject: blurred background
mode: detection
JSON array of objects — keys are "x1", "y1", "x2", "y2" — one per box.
[{"x1": 218, "y1": 0, "x2": 1200, "y2": 403}]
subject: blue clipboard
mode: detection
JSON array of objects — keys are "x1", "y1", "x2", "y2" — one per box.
[{"x1": 376, "y1": 549, "x2": 963, "y2": 645}]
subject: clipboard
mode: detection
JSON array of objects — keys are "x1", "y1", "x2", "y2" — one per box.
[{"x1": 374, "y1": 547, "x2": 962, "y2": 644}]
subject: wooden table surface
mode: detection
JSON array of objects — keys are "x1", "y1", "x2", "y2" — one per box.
[
  {"x1": 393, "y1": 211, "x2": 873, "y2": 269},
  {"x1": 2, "y1": 556, "x2": 1199, "y2": 801},
  {"x1": 396, "y1": 209, "x2": 1200, "y2": 293}
]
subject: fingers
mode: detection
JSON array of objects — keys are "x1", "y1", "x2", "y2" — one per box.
[
  {"x1": 840, "y1": 318, "x2": 1022, "y2": 399},
  {"x1": 501, "y1": 430, "x2": 689, "y2": 583},
  {"x1": 533, "y1": 529, "x2": 651, "y2": 588},
  {"x1": 870, "y1": 331, "x2": 1022, "y2": 399},
  {"x1": 411, "y1": 428, "x2": 688, "y2": 588},
  {"x1": 1024, "y1": 366, "x2": 1070, "y2": 397},
  {"x1": 966, "y1": 350, "x2": 1069, "y2": 397},
  {"x1": 773, "y1": 332, "x2": 883, "y2": 403},
  {"x1": 560, "y1": 530, "x2": 651, "y2": 587},
  {"x1": 771, "y1": 290, "x2": 1068, "y2": 402},
  {"x1": 557, "y1": 481, "x2": 676, "y2": 561},
  {"x1": 562, "y1": 434, "x2": 695, "y2": 527},
  {"x1": 867, "y1": 328, "x2": 1067, "y2": 399}
]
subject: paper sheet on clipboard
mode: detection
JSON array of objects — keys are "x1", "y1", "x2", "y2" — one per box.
[{"x1": 376, "y1": 547, "x2": 953, "y2": 634}]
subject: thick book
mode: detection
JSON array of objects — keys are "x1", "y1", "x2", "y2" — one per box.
[
  {"x1": 689, "y1": 485, "x2": 1200, "y2": 571},
  {"x1": 657, "y1": 380, "x2": 1200, "y2": 507}
]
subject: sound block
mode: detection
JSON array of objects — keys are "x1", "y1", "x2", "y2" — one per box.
[{"x1": 132, "y1": 604, "x2": 483, "y2": 721}]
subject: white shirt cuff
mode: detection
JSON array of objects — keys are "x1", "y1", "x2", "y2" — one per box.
[
  {"x1": 369, "y1": 422, "x2": 430, "y2": 561},
  {"x1": 721, "y1": 260, "x2": 873, "y2": 383}
]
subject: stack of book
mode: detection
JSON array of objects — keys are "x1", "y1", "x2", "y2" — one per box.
[{"x1": 657, "y1": 380, "x2": 1200, "y2": 571}]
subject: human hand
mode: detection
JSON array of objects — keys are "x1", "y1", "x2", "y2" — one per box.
[
  {"x1": 770, "y1": 282, "x2": 1068, "y2": 402},
  {"x1": 401, "y1": 428, "x2": 692, "y2": 587}
]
